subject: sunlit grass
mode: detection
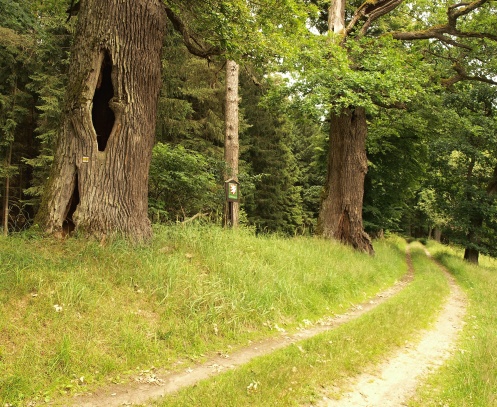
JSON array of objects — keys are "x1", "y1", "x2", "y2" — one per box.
[
  {"x1": 152, "y1": 243, "x2": 449, "y2": 406},
  {"x1": 0, "y1": 225, "x2": 407, "y2": 405}
]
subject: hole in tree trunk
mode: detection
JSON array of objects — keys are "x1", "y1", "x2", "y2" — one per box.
[
  {"x1": 63, "y1": 174, "x2": 80, "y2": 236},
  {"x1": 92, "y1": 51, "x2": 115, "y2": 152}
]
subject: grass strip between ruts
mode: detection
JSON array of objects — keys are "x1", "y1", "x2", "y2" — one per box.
[{"x1": 153, "y1": 244, "x2": 450, "y2": 407}]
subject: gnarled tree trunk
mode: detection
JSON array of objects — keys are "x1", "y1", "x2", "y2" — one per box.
[
  {"x1": 317, "y1": 107, "x2": 374, "y2": 254},
  {"x1": 36, "y1": 0, "x2": 166, "y2": 241}
]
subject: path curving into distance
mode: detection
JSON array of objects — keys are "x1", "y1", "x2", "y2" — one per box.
[
  {"x1": 65, "y1": 257, "x2": 414, "y2": 407},
  {"x1": 318, "y1": 252, "x2": 467, "y2": 407}
]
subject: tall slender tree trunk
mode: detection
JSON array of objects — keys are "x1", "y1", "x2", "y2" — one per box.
[
  {"x1": 224, "y1": 60, "x2": 240, "y2": 227},
  {"x1": 433, "y1": 228, "x2": 442, "y2": 242},
  {"x1": 464, "y1": 228, "x2": 481, "y2": 264},
  {"x1": 36, "y1": 0, "x2": 166, "y2": 241},
  {"x1": 2, "y1": 142, "x2": 12, "y2": 236},
  {"x1": 328, "y1": 0, "x2": 346, "y2": 34},
  {"x1": 317, "y1": 108, "x2": 374, "y2": 254}
]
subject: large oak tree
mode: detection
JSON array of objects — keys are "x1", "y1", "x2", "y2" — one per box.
[
  {"x1": 312, "y1": 0, "x2": 497, "y2": 253},
  {"x1": 36, "y1": 0, "x2": 167, "y2": 241},
  {"x1": 35, "y1": 0, "x2": 308, "y2": 241}
]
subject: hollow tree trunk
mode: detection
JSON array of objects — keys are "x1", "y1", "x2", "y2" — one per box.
[
  {"x1": 36, "y1": 0, "x2": 166, "y2": 241},
  {"x1": 224, "y1": 60, "x2": 240, "y2": 227},
  {"x1": 317, "y1": 107, "x2": 374, "y2": 254}
]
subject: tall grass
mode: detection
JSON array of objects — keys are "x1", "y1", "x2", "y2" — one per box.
[
  {"x1": 153, "y1": 243, "x2": 450, "y2": 406},
  {"x1": 409, "y1": 241, "x2": 497, "y2": 406},
  {"x1": 0, "y1": 225, "x2": 406, "y2": 405}
]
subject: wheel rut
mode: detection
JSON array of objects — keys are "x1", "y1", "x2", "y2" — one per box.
[
  {"x1": 62, "y1": 249, "x2": 420, "y2": 407},
  {"x1": 317, "y1": 250, "x2": 467, "y2": 407}
]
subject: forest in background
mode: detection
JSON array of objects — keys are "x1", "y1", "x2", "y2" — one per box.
[{"x1": 1, "y1": 0, "x2": 497, "y2": 260}]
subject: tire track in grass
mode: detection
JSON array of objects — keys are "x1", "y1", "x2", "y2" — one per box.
[
  {"x1": 318, "y1": 251, "x2": 467, "y2": 407},
  {"x1": 65, "y1": 256, "x2": 415, "y2": 407}
]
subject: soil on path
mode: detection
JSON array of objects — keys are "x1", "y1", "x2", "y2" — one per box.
[
  {"x1": 318, "y1": 254, "x2": 467, "y2": 407},
  {"x1": 64, "y1": 264, "x2": 415, "y2": 407}
]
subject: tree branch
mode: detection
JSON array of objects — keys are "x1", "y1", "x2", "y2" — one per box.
[
  {"x1": 448, "y1": 0, "x2": 490, "y2": 24},
  {"x1": 372, "y1": 99, "x2": 407, "y2": 109},
  {"x1": 345, "y1": 0, "x2": 404, "y2": 38},
  {"x1": 359, "y1": 0, "x2": 404, "y2": 37},
  {"x1": 395, "y1": 29, "x2": 473, "y2": 48},
  {"x1": 392, "y1": 0, "x2": 497, "y2": 43},
  {"x1": 487, "y1": 165, "x2": 497, "y2": 195},
  {"x1": 441, "y1": 62, "x2": 497, "y2": 87},
  {"x1": 164, "y1": 6, "x2": 222, "y2": 59},
  {"x1": 390, "y1": 1, "x2": 497, "y2": 86},
  {"x1": 244, "y1": 65, "x2": 262, "y2": 86}
]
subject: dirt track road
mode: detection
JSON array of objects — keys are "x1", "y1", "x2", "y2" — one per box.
[
  {"x1": 65, "y1": 249, "x2": 466, "y2": 407},
  {"x1": 319, "y1": 255, "x2": 467, "y2": 406}
]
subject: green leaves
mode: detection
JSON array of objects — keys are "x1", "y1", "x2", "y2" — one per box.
[
  {"x1": 284, "y1": 32, "x2": 433, "y2": 121},
  {"x1": 419, "y1": 83, "x2": 497, "y2": 256},
  {"x1": 149, "y1": 143, "x2": 223, "y2": 222},
  {"x1": 166, "y1": 0, "x2": 312, "y2": 63}
]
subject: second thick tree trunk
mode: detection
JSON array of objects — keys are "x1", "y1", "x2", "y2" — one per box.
[
  {"x1": 36, "y1": 0, "x2": 166, "y2": 241},
  {"x1": 317, "y1": 107, "x2": 374, "y2": 254}
]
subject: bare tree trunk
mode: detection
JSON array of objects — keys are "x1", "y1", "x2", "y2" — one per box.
[
  {"x1": 224, "y1": 60, "x2": 240, "y2": 227},
  {"x1": 36, "y1": 0, "x2": 166, "y2": 242},
  {"x1": 464, "y1": 212, "x2": 482, "y2": 264},
  {"x1": 328, "y1": 0, "x2": 346, "y2": 34},
  {"x1": 317, "y1": 108, "x2": 374, "y2": 254},
  {"x1": 2, "y1": 142, "x2": 12, "y2": 236}
]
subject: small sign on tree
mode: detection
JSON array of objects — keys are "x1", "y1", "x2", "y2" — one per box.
[{"x1": 225, "y1": 179, "x2": 240, "y2": 202}]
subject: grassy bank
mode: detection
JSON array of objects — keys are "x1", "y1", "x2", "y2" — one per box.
[
  {"x1": 153, "y1": 243, "x2": 450, "y2": 406},
  {"x1": 0, "y1": 225, "x2": 407, "y2": 406},
  {"x1": 409, "y1": 241, "x2": 497, "y2": 406}
]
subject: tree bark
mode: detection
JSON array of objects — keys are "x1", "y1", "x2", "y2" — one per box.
[
  {"x1": 464, "y1": 215, "x2": 482, "y2": 264},
  {"x1": 2, "y1": 142, "x2": 12, "y2": 236},
  {"x1": 317, "y1": 107, "x2": 374, "y2": 254},
  {"x1": 224, "y1": 60, "x2": 240, "y2": 227},
  {"x1": 36, "y1": 0, "x2": 166, "y2": 242},
  {"x1": 464, "y1": 245, "x2": 480, "y2": 264},
  {"x1": 433, "y1": 228, "x2": 442, "y2": 242},
  {"x1": 329, "y1": 0, "x2": 346, "y2": 34},
  {"x1": 317, "y1": 1, "x2": 374, "y2": 254}
]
